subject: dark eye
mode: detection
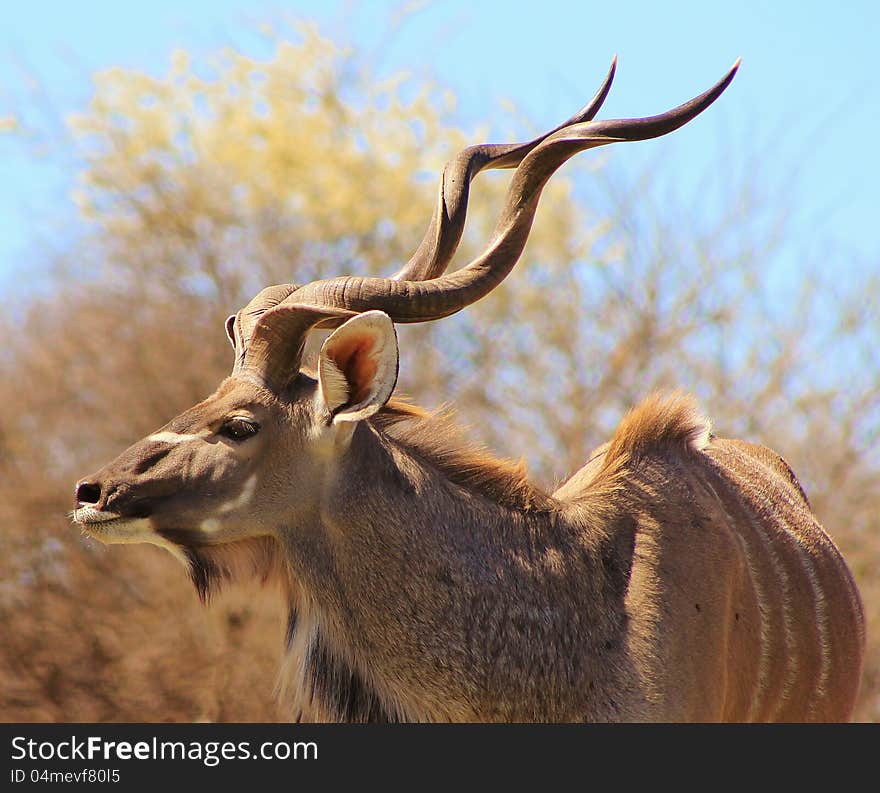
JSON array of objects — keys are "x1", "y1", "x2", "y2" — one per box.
[{"x1": 219, "y1": 417, "x2": 260, "y2": 441}]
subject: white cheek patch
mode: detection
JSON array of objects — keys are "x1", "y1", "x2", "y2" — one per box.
[
  {"x1": 147, "y1": 429, "x2": 211, "y2": 445},
  {"x1": 200, "y1": 518, "x2": 222, "y2": 533},
  {"x1": 217, "y1": 474, "x2": 258, "y2": 515}
]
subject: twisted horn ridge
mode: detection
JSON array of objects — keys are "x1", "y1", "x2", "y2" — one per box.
[
  {"x1": 286, "y1": 60, "x2": 740, "y2": 321},
  {"x1": 228, "y1": 284, "x2": 300, "y2": 375},
  {"x1": 232, "y1": 59, "x2": 740, "y2": 388},
  {"x1": 234, "y1": 299, "x2": 357, "y2": 390},
  {"x1": 391, "y1": 56, "x2": 618, "y2": 282}
]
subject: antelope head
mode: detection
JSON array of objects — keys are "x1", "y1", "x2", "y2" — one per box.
[{"x1": 72, "y1": 60, "x2": 739, "y2": 593}]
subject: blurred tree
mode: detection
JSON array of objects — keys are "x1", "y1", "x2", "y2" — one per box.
[{"x1": 0, "y1": 22, "x2": 876, "y2": 721}]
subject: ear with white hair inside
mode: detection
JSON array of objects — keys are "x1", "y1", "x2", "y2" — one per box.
[{"x1": 317, "y1": 311, "x2": 399, "y2": 424}]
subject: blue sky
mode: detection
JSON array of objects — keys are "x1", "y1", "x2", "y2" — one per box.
[{"x1": 0, "y1": 0, "x2": 877, "y2": 289}]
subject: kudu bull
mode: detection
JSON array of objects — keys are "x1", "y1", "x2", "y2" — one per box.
[{"x1": 72, "y1": 59, "x2": 865, "y2": 722}]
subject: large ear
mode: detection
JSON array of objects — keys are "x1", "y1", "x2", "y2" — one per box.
[{"x1": 317, "y1": 311, "x2": 399, "y2": 424}]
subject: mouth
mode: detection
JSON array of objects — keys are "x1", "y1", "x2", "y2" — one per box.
[
  {"x1": 68, "y1": 506, "x2": 193, "y2": 568},
  {"x1": 71, "y1": 506, "x2": 123, "y2": 526},
  {"x1": 70, "y1": 507, "x2": 150, "y2": 543}
]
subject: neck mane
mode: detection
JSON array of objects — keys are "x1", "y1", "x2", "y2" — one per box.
[{"x1": 371, "y1": 399, "x2": 558, "y2": 513}]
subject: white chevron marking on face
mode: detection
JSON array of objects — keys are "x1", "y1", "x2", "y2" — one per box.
[{"x1": 147, "y1": 429, "x2": 211, "y2": 445}]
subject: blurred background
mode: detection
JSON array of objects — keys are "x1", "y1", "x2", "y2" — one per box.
[{"x1": 0, "y1": 0, "x2": 877, "y2": 721}]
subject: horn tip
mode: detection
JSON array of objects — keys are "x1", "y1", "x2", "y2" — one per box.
[
  {"x1": 607, "y1": 54, "x2": 618, "y2": 79},
  {"x1": 714, "y1": 58, "x2": 741, "y2": 94}
]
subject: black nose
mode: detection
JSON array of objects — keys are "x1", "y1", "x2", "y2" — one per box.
[{"x1": 76, "y1": 480, "x2": 102, "y2": 505}]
